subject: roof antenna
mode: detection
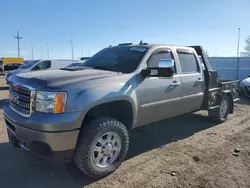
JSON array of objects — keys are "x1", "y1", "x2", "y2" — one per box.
[{"x1": 139, "y1": 40, "x2": 143, "y2": 45}]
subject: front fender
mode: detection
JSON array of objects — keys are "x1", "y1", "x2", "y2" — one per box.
[{"x1": 67, "y1": 83, "x2": 138, "y2": 124}]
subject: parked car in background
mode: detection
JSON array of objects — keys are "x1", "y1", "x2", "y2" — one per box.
[
  {"x1": 238, "y1": 75, "x2": 250, "y2": 97},
  {"x1": 6, "y1": 59, "x2": 80, "y2": 81},
  {"x1": 0, "y1": 57, "x2": 24, "y2": 74}
]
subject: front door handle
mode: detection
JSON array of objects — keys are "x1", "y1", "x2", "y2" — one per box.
[{"x1": 171, "y1": 81, "x2": 180, "y2": 86}]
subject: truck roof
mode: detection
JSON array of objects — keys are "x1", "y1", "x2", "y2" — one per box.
[{"x1": 114, "y1": 43, "x2": 195, "y2": 50}]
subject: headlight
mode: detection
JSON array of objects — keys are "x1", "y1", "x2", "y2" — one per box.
[{"x1": 35, "y1": 91, "x2": 67, "y2": 113}]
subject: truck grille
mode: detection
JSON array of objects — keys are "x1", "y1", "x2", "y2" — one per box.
[{"x1": 9, "y1": 83, "x2": 31, "y2": 117}]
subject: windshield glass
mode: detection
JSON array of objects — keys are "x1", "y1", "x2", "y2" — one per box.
[
  {"x1": 81, "y1": 46, "x2": 148, "y2": 73},
  {"x1": 20, "y1": 60, "x2": 39, "y2": 69}
]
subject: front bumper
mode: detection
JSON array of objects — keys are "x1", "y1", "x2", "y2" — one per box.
[{"x1": 4, "y1": 105, "x2": 82, "y2": 162}]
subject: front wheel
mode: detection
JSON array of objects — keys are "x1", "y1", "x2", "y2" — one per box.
[
  {"x1": 208, "y1": 95, "x2": 229, "y2": 123},
  {"x1": 74, "y1": 117, "x2": 129, "y2": 179}
]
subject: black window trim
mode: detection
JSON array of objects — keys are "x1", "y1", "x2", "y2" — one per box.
[{"x1": 176, "y1": 48, "x2": 201, "y2": 74}]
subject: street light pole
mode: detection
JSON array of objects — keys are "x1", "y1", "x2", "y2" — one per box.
[
  {"x1": 70, "y1": 33, "x2": 74, "y2": 59},
  {"x1": 42, "y1": 47, "x2": 44, "y2": 59},
  {"x1": 31, "y1": 46, "x2": 33, "y2": 60},
  {"x1": 14, "y1": 30, "x2": 23, "y2": 58},
  {"x1": 236, "y1": 28, "x2": 241, "y2": 80},
  {"x1": 47, "y1": 44, "x2": 50, "y2": 59}
]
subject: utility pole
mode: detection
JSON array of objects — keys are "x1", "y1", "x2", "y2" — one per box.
[
  {"x1": 47, "y1": 44, "x2": 50, "y2": 59},
  {"x1": 236, "y1": 28, "x2": 241, "y2": 80},
  {"x1": 30, "y1": 46, "x2": 34, "y2": 60},
  {"x1": 70, "y1": 34, "x2": 74, "y2": 59},
  {"x1": 14, "y1": 30, "x2": 23, "y2": 58},
  {"x1": 70, "y1": 41, "x2": 74, "y2": 59}
]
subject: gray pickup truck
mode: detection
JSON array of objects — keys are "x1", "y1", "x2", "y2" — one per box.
[{"x1": 4, "y1": 43, "x2": 239, "y2": 179}]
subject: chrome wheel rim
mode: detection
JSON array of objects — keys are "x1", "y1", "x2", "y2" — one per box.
[
  {"x1": 220, "y1": 98, "x2": 228, "y2": 118},
  {"x1": 92, "y1": 132, "x2": 121, "y2": 168}
]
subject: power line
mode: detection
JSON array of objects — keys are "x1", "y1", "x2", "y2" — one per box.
[{"x1": 14, "y1": 30, "x2": 23, "y2": 58}]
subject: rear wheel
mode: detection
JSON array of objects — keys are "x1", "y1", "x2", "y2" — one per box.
[
  {"x1": 74, "y1": 117, "x2": 129, "y2": 179},
  {"x1": 208, "y1": 95, "x2": 229, "y2": 123}
]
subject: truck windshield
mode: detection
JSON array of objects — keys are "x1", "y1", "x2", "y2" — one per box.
[
  {"x1": 82, "y1": 46, "x2": 148, "y2": 73},
  {"x1": 20, "y1": 60, "x2": 39, "y2": 69}
]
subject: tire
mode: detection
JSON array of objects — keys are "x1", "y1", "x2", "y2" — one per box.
[
  {"x1": 74, "y1": 117, "x2": 129, "y2": 179},
  {"x1": 208, "y1": 94, "x2": 229, "y2": 123}
]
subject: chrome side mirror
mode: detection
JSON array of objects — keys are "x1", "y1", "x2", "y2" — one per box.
[{"x1": 159, "y1": 59, "x2": 174, "y2": 69}]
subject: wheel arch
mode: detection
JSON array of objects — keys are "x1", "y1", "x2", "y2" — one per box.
[
  {"x1": 80, "y1": 98, "x2": 135, "y2": 131},
  {"x1": 222, "y1": 91, "x2": 234, "y2": 113}
]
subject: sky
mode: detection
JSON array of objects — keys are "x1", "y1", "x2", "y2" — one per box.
[{"x1": 1, "y1": 0, "x2": 250, "y2": 60}]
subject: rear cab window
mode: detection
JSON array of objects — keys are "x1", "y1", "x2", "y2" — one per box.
[{"x1": 177, "y1": 49, "x2": 200, "y2": 74}]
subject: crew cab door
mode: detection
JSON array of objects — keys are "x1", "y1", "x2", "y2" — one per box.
[
  {"x1": 136, "y1": 48, "x2": 183, "y2": 126},
  {"x1": 176, "y1": 48, "x2": 205, "y2": 112}
]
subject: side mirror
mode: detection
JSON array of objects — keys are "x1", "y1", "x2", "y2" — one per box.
[
  {"x1": 142, "y1": 59, "x2": 174, "y2": 78},
  {"x1": 159, "y1": 59, "x2": 174, "y2": 69},
  {"x1": 158, "y1": 67, "x2": 174, "y2": 77},
  {"x1": 158, "y1": 59, "x2": 174, "y2": 77}
]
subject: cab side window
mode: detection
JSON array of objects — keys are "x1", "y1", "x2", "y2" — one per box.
[
  {"x1": 147, "y1": 50, "x2": 176, "y2": 73},
  {"x1": 177, "y1": 51, "x2": 200, "y2": 74},
  {"x1": 32, "y1": 61, "x2": 51, "y2": 71}
]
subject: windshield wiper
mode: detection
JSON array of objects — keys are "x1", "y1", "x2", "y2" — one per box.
[
  {"x1": 60, "y1": 66, "x2": 93, "y2": 71},
  {"x1": 92, "y1": 66, "x2": 113, "y2": 71}
]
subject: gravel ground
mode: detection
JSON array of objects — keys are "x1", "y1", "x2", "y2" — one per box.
[{"x1": 0, "y1": 76, "x2": 250, "y2": 188}]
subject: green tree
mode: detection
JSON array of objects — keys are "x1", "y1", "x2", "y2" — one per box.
[{"x1": 242, "y1": 35, "x2": 250, "y2": 56}]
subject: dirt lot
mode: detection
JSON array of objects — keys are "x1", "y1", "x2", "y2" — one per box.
[{"x1": 0, "y1": 75, "x2": 250, "y2": 188}]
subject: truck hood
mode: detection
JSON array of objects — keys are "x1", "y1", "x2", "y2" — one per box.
[{"x1": 9, "y1": 69, "x2": 120, "y2": 89}]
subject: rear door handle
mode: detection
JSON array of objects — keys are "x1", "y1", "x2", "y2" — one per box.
[{"x1": 171, "y1": 81, "x2": 180, "y2": 86}]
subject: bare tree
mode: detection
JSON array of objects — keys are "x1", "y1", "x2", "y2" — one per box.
[{"x1": 241, "y1": 35, "x2": 250, "y2": 57}]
